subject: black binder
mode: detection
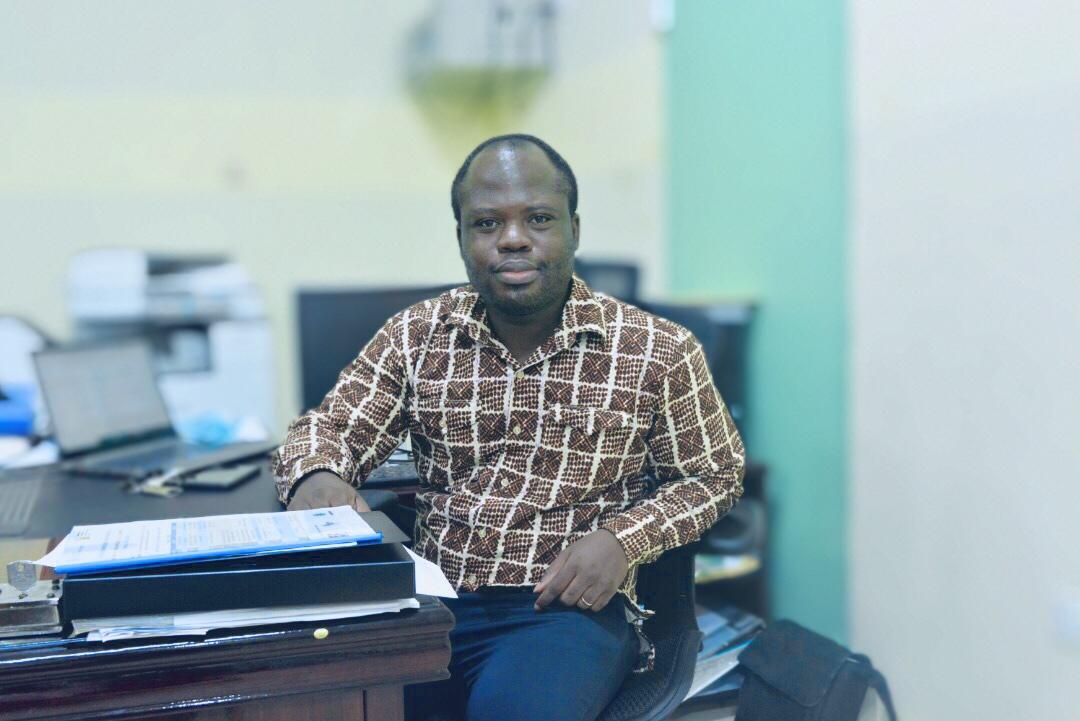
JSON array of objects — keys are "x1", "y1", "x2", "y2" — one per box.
[{"x1": 60, "y1": 512, "x2": 415, "y2": 620}]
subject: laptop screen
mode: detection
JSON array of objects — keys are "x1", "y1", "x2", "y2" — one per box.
[{"x1": 34, "y1": 341, "x2": 174, "y2": 455}]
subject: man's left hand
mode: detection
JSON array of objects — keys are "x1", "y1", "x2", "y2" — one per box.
[{"x1": 533, "y1": 530, "x2": 629, "y2": 612}]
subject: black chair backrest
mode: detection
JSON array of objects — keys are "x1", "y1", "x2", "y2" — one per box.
[{"x1": 637, "y1": 544, "x2": 699, "y2": 639}]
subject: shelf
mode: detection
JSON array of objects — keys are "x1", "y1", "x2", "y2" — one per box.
[{"x1": 694, "y1": 553, "x2": 762, "y2": 584}]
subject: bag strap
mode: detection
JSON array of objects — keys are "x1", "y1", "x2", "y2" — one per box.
[{"x1": 851, "y1": 653, "x2": 898, "y2": 721}]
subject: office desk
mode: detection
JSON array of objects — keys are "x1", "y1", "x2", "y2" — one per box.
[
  {"x1": 0, "y1": 460, "x2": 421, "y2": 540},
  {"x1": 0, "y1": 463, "x2": 282, "y2": 539},
  {"x1": 0, "y1": 463, "x2": 449, "y2": 721},
  {"x1": 0, "y1": 595, "x2": 453, "y2": 721}
]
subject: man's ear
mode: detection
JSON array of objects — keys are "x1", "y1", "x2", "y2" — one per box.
[
  {"x1": 456, "y1": 224, "x2": 465, "y2": 256},
  {"x1": 571, "y1": 214, "x2": 581, "y2": 253}
]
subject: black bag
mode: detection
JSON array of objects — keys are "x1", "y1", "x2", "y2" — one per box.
[{"x1": 734, "y1": 620, "x2": 897, "y2": 721}]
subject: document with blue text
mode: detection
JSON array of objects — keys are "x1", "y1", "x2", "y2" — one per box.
[{"x1": 34, "y1": 506, "x2": 380, "y2": 575}]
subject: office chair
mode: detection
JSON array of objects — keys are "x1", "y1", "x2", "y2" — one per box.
[
  {"x1": 358, "y1": 488, "x2": 402, "y2": 519},
  {"x1": 387, "y1": 477, "x2": 703, "y2": 721},
  {"x1": 598, "y1": 544, "x2": 703, "y2": 721}
]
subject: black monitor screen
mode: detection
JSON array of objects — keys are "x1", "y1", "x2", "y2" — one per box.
[
  {"x1": 641, "y1": 301, "x2": 753, "y2": 426},
  {"x1": 574, "y1": 259, "x2": 640, "y2": 304},
  {"x1": 297, "y1": 284, "x2": 459, "y2": 411},
  {"x1": 34, "y1": 340, "x2": 173, "y2": 455}
]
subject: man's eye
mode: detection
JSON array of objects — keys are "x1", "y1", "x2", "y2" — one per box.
[
  {"x1": 475, "y1": 218, "x2": 499, "y2": 229},
  {"x1": 530, "y1": 214, "x2": 553, "y2": 224}
]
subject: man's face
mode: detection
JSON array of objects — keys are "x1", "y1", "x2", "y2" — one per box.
[{"x1": 457, "y1": 143, "x2": 579, "y2": 318}]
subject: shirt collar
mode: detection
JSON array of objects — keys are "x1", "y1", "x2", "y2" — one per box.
[
  {"x1": 560, "y1": 275, "x2": 608, "y2": 340},
  {"x1": 446, "y1": 275, "x2": 607, "y2": 348}
]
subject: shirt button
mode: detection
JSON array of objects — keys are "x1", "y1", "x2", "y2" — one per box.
[
  {"x1": 477, "y1": 528, "x2": 487, "y2": 538},
  {"x1": 513, "y1": 424, "x2": 523, "y2": 435},
  {"x1": 515, "y1": 370, "x2": 524, "y2": 380},
  {"x1": 499, "y1": 479, "x2": 509, "y2": 489},
  {"x1": 467, "y1": 574, "x2": 477, "y2": 585}
]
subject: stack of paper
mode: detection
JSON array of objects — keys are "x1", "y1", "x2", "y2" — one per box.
[
  {"x1": 684, "y1": 603, "x2": 764, "y2": 701},
  {"x1": 72, "y1": 598, "x2": 422, "y2": 642},
  {"x1": 65, "y1": 547, "x2": 454, "y2": 642},
  {"x1": 34, "y1": 506, "x2": 380, "y2": 575},
  {"x1": 27, "y1": 507, "x2": 458, "y2": 643},
  {"x1": 685, "y1": 642, "x2": 750, "y2": 699}
]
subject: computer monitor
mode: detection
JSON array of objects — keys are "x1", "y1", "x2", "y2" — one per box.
[
  {"x1": 34, "y1": 340, "x2": 175, "y2": 456},
  {"x1": 641, "y1": 301, "x2": 754, "y2": 426},
  {"x1": 298, "y1": 285, "x2": 754, "y2": 427},
  {"x1": 297, "y1": 284, "x2": 459, "y2": 411},
  {"x1": 574, "y1": 259, "x2": 641, "y2": 304}
]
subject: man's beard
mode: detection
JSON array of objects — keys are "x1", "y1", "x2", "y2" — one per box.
[{"x1": 464, "y1": 258, "x2": 574, "y2": 318}]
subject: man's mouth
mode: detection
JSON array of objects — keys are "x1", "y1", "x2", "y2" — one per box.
[{"x1": 493, "y1": 261, "x2": 541, "y2": 286}]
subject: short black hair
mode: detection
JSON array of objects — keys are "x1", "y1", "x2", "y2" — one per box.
[{"x1": 451, "y1": 134, "x2": 578, "y2": 224}]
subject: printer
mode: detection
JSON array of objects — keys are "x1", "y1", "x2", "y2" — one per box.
[{"x1": 66, "y1": 249, "x2": 275, "y2": 438}]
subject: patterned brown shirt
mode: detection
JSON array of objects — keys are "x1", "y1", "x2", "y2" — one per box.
[{"x1": 272, "y1": 277, "x2": 745, "y2": 600}]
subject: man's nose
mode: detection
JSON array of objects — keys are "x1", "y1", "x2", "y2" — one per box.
[{"x1": 496, "y1": 221, "x2": 531, "y2": 251}]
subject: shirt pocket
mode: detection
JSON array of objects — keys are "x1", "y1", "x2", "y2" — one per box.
[
  {"x1": 541, "y1": 404, "x2": 651, "y2": 496},
  {"x1": 411, "y1": 386, "x2": 472, "y2": 447},
  {"x1": 545, "y1": 403, "x2": 651, "y2": 459},
  {"x1": 548, "y1": 404, "x2": 639, "y2": 435}
]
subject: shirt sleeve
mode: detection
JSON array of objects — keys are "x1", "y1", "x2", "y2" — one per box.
[
  {"x1": 271, "y1": 315, "x2": 411, "y2": 504},
  {"x1": 601, "y1": 333, "x2": 745, "y2": 567}
]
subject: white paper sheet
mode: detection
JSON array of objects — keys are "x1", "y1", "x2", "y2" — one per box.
[
  {"x1": 67, "y1": 550, "x2": 457, "y2": 643},
  {"x1": 0, "y1": 439, "x2": 59, "y2": 468},
  {"x1": 685, "y1": 641, "x2": 752, "y2": 699},
  {"x1": 406, "y1": 547, "x2": 458, "y2": 598},
  {"x1": 35, "y1": 506, "x2": 377, "y2": 574},
  {"x1": 72, "y1": 597, "x2": 421, "y2": 642}
]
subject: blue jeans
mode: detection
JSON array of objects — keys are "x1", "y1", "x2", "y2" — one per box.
[{"x1": 405, "y1": 588, "x2": 639, "y2": 721}]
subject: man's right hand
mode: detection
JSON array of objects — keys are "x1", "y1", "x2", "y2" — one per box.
[{"x1": 287, "y1": 471, "x2": 371, "y2": 513}]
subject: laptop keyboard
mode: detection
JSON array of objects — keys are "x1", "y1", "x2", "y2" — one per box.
[
  {"x1": 0, "y1": 478, "x2": 40, "y2": 536},
  {"x1": 83, "y1": 443, "x2": 215, "y2": 472},
  {"x1": 366, "y1": 462, "x2": 419, "y2": 487}
]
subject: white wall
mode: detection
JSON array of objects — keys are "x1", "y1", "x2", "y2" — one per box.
[
  {"x1": 850, "y1": 2, "x2": 1080, "y2": 719},
  {"x1": 0, "y1": 1, "x2": 666, "y2": 432}
]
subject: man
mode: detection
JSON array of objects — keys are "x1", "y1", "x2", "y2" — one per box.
[{"x1": 272, "y1": 134, "x2": 745, "y2": 721}]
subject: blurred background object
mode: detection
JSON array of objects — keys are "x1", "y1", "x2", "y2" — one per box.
[
  {"x1": 1, "y1": 1, "x2": 1078, "y2": 718},
  {"x1": 407, "y1": 0, "x2": 554, "y2": 109},
  {"x1": 0, "y1": 317, "x2": 51, "y2": 437},
  {"x1": 66, "y1": 249, "x2": 273, "y2": 438},
  {"x1": 298, "y1": 283, "x2": 456, "y2": 412}
]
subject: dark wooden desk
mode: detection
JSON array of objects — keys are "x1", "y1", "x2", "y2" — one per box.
[
  {"x1": 0, "y1": 596, "x2": 453, "y2": 721},
  {"x1": 0, "y1": 461, "x2": 449, "y2": 721},
  {"x1": 0, "y1": 463, "x2": 283, "y2": 540},
  {"x1": 0, "y1": 459, "x2": 420, "y2": 540}
]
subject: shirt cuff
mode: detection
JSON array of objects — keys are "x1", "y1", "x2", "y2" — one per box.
[
  {"x1": 602, "y1": 506, "x2": 666, "y2": 568},
  {"x1": 274, "y1": 455, "x2": 353, "y2": 505}
]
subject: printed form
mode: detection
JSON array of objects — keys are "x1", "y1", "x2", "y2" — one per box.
[{"x1": 34, "y1": 506, "x2": 379, "y2": 574}]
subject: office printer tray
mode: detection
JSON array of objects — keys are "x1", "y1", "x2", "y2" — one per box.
[{"x1": 60, "y1": 514, "x2": 415, "y2": 620}]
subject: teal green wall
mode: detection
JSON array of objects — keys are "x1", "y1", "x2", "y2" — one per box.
[{"x1": 666, "y1": 1, "x2": 848, "y2": 639}]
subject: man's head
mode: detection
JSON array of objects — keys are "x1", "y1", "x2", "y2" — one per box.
[{"x1": 453, "y1": 134, "x2": 580, "y2": 318}]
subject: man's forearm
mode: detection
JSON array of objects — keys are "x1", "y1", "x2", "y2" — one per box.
[
  {"x1": 272, "y1": 320, "x2": 410, "y2": 505},
  {"x1": 286, "y1": 470, "x2": 371, "y2": 513},
  {"x1": 610, "y1": 333, "x2": 746, "y2": 567},
  {"x1": 602, "y1": 463, "x2": 745, "y2": 567},
  {"x1": 288, "y1": 469, "x2": 346, "y2": 503},
  {"x1": 271, "y1": 414, "x2": 360, "y2": 505}
]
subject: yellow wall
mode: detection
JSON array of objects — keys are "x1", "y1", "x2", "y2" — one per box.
[{"x1": 0, "y1": 1, "x2": 666, "y2": 431}]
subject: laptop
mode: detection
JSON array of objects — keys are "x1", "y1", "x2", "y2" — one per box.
[{"x1": 34, "y1": 340, "x2": 277, "y2": 479}]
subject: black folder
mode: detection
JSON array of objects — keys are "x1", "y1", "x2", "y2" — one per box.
[{"x1": 60, "y1": 512, "x2": 415, "y2": 620}]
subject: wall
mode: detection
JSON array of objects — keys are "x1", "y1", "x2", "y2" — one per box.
[
  {"x1": 667, "y1": 1, "x2": 848, "y2": 639},
  {"x1": 0, "y1": 0, "x2": 666, "y2": 432},
  {"x1": 849, "y1": 1, "x2": 1080, "y2": 718}
]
